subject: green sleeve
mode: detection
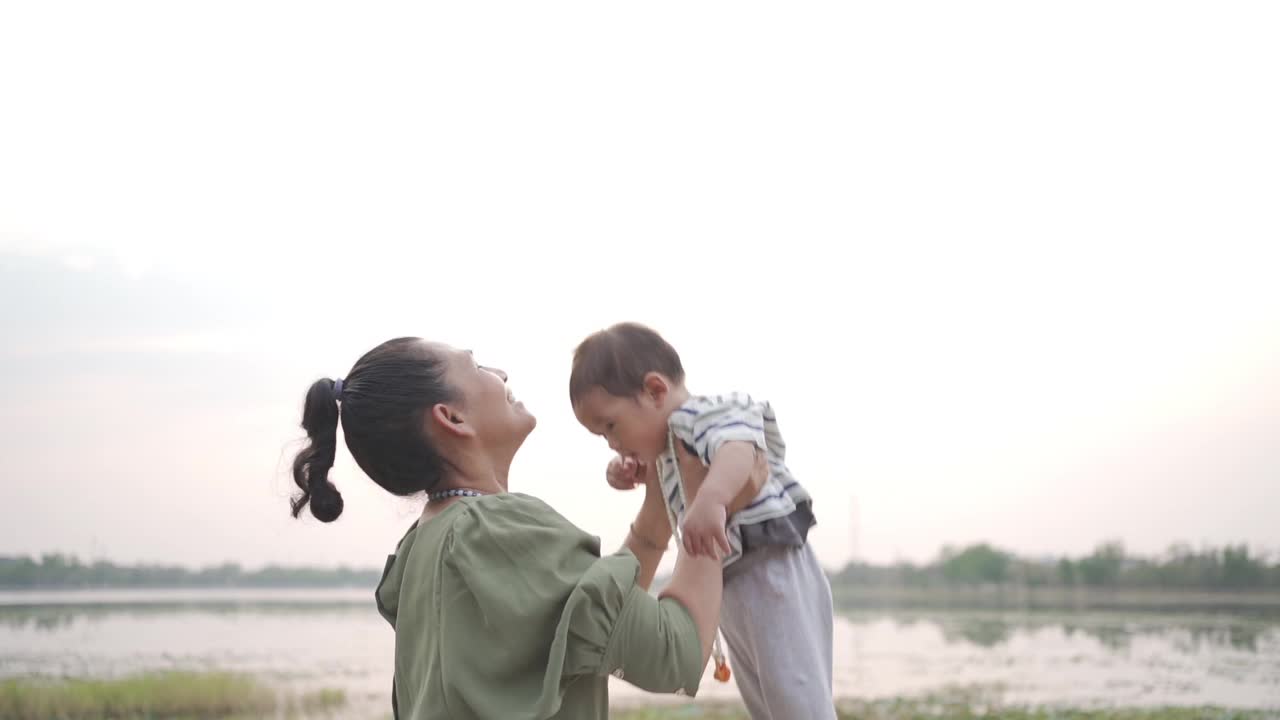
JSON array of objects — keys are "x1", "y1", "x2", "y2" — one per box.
[
  {"x1": 437, "y1": 494, "x2": 705, "y2": 720},
  {"x1": 557, "y1": 549, "x2": 706, "y2": 696}
]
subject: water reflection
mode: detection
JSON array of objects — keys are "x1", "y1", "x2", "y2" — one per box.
[
  {"x1": 0, "y1": 601, "x2": 372, "y2": 632},
  {"x1": 840, "y1": 610, "x2": 1278, "y2": 655},
  {"x1": 940, "y1": 618, "x2": 1012, "y2": 648},
  {"x1": 5, "y1": 596, "x2": 1275, "y2": 656},
  {"x1": 0, "y1": 589, "x2": 373, "y2": 633}
]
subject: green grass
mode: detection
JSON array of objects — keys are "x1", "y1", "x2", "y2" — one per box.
[
  {"x1": 0, "y1": 671, "x2": 346, "y2": 720},
  {"x1": 3, "y1": 674, "x2": 1275, "y2": 720},
  {"x1": 296, "y1": 688, "x2": 346, "y2": 715}
]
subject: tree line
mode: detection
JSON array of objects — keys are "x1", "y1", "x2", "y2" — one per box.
[
  {"x1": 832, "y1": 541, "x2": 1280, "y2": 590},
  {"x1": 0, "y1": 555, "x2": 381, "y2": 589},
  {"x1": 4, "y1": 541, "x2": 1277, "y2": 590}
]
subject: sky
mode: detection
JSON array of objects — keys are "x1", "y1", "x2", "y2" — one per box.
[{"x1": 1, "y1": 1, "x2": 1277, "y2": 573}]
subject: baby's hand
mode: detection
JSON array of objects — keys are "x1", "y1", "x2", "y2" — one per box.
[
  {"x1": 606, "y1": 455, "x2": 647, "y2": 490},
  {"x1": 681, "y1": 497, "x2": 730, "y2": 558}
]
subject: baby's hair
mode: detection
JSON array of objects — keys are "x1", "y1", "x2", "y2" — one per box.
[{"x1": 569, "y1": 322, "x2": 684, "y2": 405}]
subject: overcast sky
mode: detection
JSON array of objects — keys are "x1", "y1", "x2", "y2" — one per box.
[{"x1": 2, "y1": 1, "x2": 1277, "y2": 572}]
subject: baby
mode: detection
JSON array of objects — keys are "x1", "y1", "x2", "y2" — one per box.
[{"x1": 570, "y1": 322, "x2": 836, "y2": 720}]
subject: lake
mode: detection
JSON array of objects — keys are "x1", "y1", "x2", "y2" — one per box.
[{"x1": 2, "y1": 589, "x2": 1278, "y2": 713}]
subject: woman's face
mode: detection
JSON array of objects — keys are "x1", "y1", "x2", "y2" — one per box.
[{"x1": 427, "y1": 342, "x2": 536, "y2": 451}]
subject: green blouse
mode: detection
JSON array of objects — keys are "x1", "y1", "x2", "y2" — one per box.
[{"x1": 375, "y1": 492, "x2": 705, "y2": 719}]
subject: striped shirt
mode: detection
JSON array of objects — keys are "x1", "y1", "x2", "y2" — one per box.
[{"x1": 656, "y1": 392, "x2": 812, "y2": 569}]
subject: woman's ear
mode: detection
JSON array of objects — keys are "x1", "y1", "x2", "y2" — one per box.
[{"x1": 427, "y1": 402, "x2": 475, "y2": 439}]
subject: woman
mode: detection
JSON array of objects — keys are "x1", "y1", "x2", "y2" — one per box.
[{"x1": 289, "y1": 337, "x2": 724, "y2": 719}]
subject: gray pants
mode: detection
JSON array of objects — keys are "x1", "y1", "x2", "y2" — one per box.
[{"x1": 720, "y1": 543, "x2": 837, "y2": 720}]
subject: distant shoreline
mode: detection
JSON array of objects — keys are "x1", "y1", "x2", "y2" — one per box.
[
  {"x1": 7, "y1": 540, "x2": 1278, "y2": 608},
  {"x1": 3, "y1": 584, "x2": 1279, "y2": 617},
  {"x1": 832, "y1": 584, "x2": 1280, "y2": 615}
]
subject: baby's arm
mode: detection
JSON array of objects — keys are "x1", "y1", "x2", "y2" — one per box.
[
  {"x1": 681, "y1": 442, "x2": 759, "y2": 557},
  {"x1": 677, "y1": 395, "x2": 771, "y2": 558}
]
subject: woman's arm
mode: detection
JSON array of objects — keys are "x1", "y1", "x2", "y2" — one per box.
[
  {"x1": 657, "y1": 549, "x2": 723, "y2": 666},
  {"x1": 625, "y1": 475, "x2": 673, "y2": 591},
  {"x1": 654, "y1": 441, "x2": 729, "y2": 666}
]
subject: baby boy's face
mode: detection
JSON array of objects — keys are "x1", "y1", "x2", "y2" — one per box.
[{"x1": 573, "y1": 386, "x2": 669, "y2": 463}]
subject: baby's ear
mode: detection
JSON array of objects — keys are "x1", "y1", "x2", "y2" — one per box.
[{"x1": 641, "y1": 372, "x2": 670, "y2": 405}]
